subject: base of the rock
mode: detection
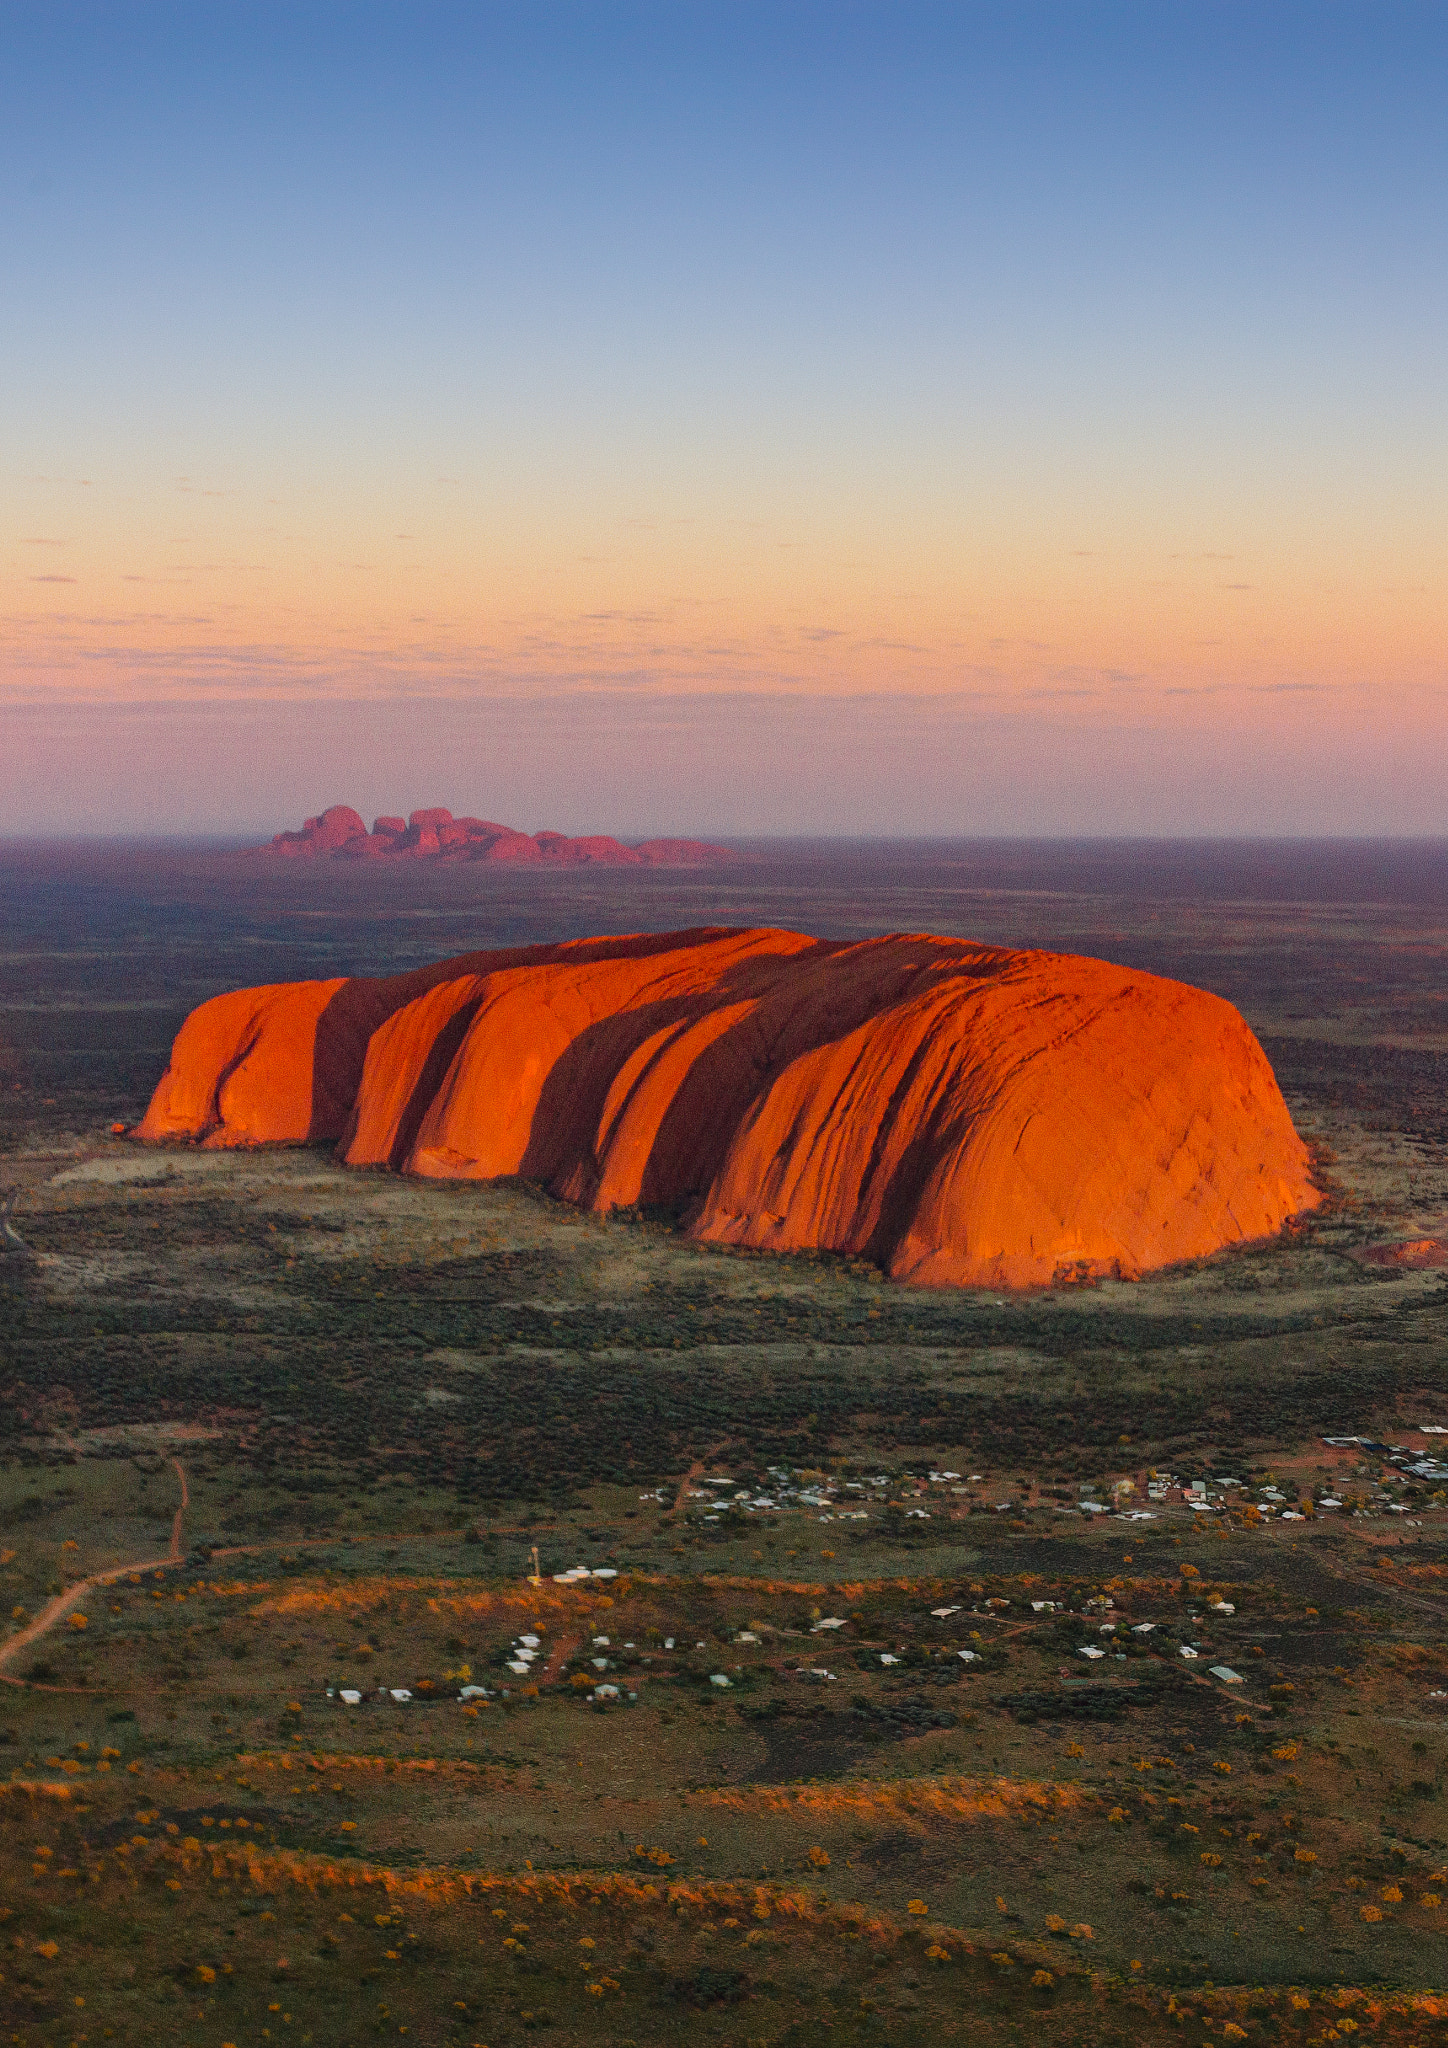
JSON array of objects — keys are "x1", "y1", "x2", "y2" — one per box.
[{"x1": 138, "y1": 926, "x2": 1320, "y2": 1289}]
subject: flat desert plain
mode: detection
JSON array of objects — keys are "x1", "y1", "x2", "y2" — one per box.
[{"x1": 2, "y1": 840, "x2": 1448, "y2": 2047}]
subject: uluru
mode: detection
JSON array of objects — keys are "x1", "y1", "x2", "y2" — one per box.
[
  {"x1": 255, "y1": 804, "x2": 731, "y2": 867},
  {"x1": 137, "y1": 927, "x2": 1320, "y2": 1289}
]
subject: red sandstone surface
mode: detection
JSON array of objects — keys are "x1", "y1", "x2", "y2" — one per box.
[
  {"x1": 258, "y1": 805, "x2": 731, "y2": 866},
  {"x1": 138, "y1": 927, "x2": 1321, "y2": 1288}
]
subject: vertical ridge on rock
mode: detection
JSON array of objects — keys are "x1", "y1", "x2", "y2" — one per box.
[{"x1": 138, "y1": 926, "x2": 1321, "y2": 1287}]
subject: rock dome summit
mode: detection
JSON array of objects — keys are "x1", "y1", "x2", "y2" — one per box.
[
  {"x1": 255, "y1": 804, "x2": 731, "y2": 866},
  {"x1": 138, "y1": 926, "x2": 1320, "y2": 1288}
]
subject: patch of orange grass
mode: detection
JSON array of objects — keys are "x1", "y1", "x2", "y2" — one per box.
[
  {"x1": 251, "y1": 1576, "x2": 626, "y2": 1620},
  {"x1": 695, "y1": 1573, "x2": 1012, "y2": 1600},
  {"x1": 696, "y1": 1776, "x2": 1093, "y2": 1826},
  {"x1": 67, "y1": 1837, "x2": 1448, "y2": 2028},
  {"x1": 693, "y1": 1573, "x2": 831, "y2": 1598},
  {"x1": 697, "y1": 1573, "x2": 996, "y2": 1600},
  {"x1": 251, "y1": 1566, "x2": 1210, "y2": 1621},
  {"x1": 150, "y1": 1837, "x2": 926, "y2": 1945},
  {"x1": 695, "y1": 1571, "x2": 1203, "y2": 1608},
  {"x1": 236, "y1": 1752, "x2": 492, "y2": 1779},
  {"x1": 0, "y1": 1780, "x2": 73, "y2": 1801}
]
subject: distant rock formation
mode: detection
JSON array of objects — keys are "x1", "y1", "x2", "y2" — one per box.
[
  {"x1": 138, "y1": 927, "x2": 1321, "y2": 1289},
  {"x1": 259, "y1": 805, "x2": 730, "y2": 867}
]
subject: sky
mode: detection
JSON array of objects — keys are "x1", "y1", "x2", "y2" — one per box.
[{"x1": 2, "y1": 2, "x2": 1445, "y2": 837}]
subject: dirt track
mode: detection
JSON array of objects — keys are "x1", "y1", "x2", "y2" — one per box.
[
  {"x1": 0, "y1": 1187, "x2": 29, "y2": 1258},
  {"x1": 0, "y1": 1457, "x2": 188, "y2": 1686}
]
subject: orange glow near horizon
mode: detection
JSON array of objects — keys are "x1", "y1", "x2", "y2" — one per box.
[
  {"x1": 4, "y1": 8, "x2": 1446, "y2": 833},
  {"x1": 6, "y1": 467, "x2": 1443, "y2": 715}
]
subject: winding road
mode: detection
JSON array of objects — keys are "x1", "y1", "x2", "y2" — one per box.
[
  {"x1": 0, "y1": 1457, "x2": 188, "y2": 1687},
  {"x1": 0, "y1": 1186, "x2": 30, "y2": 1260}
]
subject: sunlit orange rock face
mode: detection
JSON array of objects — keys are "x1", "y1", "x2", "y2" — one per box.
[{"x1": 138, "y1": 927, "x2": 1320, "y2": 1287}]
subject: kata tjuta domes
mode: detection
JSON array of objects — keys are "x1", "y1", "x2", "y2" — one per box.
[
  {"x1": 138, "y1": 926, "x2": 1320, "y2": 1289},
  {"x1": 256, "y1": 804, "x2": 731, "y2": 867}
]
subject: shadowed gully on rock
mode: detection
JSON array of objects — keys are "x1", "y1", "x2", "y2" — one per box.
[{"x1": 137, "y1": 926, "x2": 1321, "y2": 1288}]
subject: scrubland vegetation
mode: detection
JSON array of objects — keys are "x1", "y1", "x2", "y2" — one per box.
[{"x1": 3, "y1": 1144, "x2": 1448, "y2": 2046}]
